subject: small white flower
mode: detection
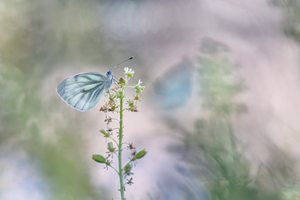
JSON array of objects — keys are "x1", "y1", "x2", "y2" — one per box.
[
  {"x1": 124, "y1": 67, "x2": 135, "y2": 79},
  {"x1": 136, "y1": 80, "x2": 143, "y2": 86},
  {"x1": 135, "y1": 80, "x2": 145, "y2": 94}
]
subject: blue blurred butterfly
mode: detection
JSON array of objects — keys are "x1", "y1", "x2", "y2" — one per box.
[
  {"x1": 154, "y1": 58, "x2": 194, "y2": 110},
  {"x1": 57, "y1": 71, "x2": 114, "y2": 112}
]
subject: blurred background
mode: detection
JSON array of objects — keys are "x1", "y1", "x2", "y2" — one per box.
[{"x1": 1, "y1": 0, "x2": 300, "y2": 199}]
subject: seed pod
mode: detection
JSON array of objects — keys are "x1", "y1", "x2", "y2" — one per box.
[
  {"x1": 131, "y1": 149, "x2": 147, "y2": 161},
  {"x1": 92, "y1": 154, "x2": 107, "y2": 164}
]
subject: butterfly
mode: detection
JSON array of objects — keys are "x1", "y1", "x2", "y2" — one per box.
[
  {"x1": 56, "y1": 70, "x2": 114, "y2": 112},
  {"x1": 57, "y1": 57, "x2": 133, "y2": 112},
  {"x1": 153, "y1": 58, "x2": 194, "y2": 110}
]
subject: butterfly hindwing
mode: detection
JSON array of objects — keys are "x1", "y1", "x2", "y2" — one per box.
[{"x1": 57, "y1": 72, "x2": 108, "y2": 112}]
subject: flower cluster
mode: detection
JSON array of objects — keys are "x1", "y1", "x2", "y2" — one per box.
[
  {"x1": 124, "y1": 67, "x2": 135, "y2": 81},
  {"x1": 99, "y1": 67, "x2": 145, "y2": 113}
]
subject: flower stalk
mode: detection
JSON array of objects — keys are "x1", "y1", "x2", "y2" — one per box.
[
  {"x1": 118, "y1": 90, "x2": 125, "y2": 200},
  {"x1": 93, "y1": 67, "x2": 146, "y2": 200}
]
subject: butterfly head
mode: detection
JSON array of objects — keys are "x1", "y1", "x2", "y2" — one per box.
[{"x1": 106, "y1": 70, "x2": 113, "y2": 80}]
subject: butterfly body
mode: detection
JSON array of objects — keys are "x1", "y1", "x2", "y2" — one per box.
[{"x1": 57, "y1": 70, "x2": 113, "y2": 112}]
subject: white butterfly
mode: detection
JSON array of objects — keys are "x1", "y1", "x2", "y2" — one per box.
[
  {"x1": 57, "y1": 71, "x2": 113, "y2": 112},
  {"x1": 57, "y1": 57, "x2": 133, "y2": 112}
]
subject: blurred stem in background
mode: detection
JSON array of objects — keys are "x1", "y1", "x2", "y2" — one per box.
[
  {"x1": 194, "y1": 46, "x2": 300, "y2": 200},
  {"x1": 163, "y1": 44, "x2": 289, "y2": 199},
  {"x1": 192, "y1": 52, "x2": 281, "y2": 200}
]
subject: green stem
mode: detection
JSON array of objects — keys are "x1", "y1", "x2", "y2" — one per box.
[
  {"x1": 118, "y1": 93, "x2": 126, "y2": 200},
  {"x1": 108, "y1": 165, "x2": 119, "y2": 175}
]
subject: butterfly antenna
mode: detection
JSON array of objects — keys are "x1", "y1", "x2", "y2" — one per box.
[{"x1": 113, "y1": 56, "x2": 134, "y2": 69}]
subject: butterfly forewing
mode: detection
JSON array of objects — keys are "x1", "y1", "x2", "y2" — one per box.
[{"x1": 57, "y1": 72, "x2": 109, "y2": 112}]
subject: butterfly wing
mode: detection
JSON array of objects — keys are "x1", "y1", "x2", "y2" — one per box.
[
  {"x1": 154, "y1": 58, "x2": 194, "y2": 110},
  {"x1": 57, "y1": 72, "x2": 109, "y2": 112}
]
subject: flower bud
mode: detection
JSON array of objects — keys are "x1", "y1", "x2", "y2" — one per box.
[
  {"x1": 115, "y1": 90, "x2": 124, "y2": 98},
  {"x1": 131, "y1": 149, "x2": 147, "y2": 161},
  {"x1": 99, "y1": 129, "x2": 110, "y2": 138},
  {"x1": 107, "y1": 142, "x2": 115, "y2": 153},
  {"x1": 118, "y1": 77, "x2": 126, "y2": 87},
  {"x1": 124, "y1": 163, "x2": 133, "y2": 176},
  {"x1": 135, "y1": 80, "x2": 145, "y2": 94},
  {"x1": 92, "y1": 154, "x2": 107, "y2": 164}
]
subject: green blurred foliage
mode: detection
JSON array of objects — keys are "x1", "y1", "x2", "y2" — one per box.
[
  {"x1": 282, "y1": 185, "x2": 300, "y2": 200},
  {"x1": 193, "y1": 52, "x2": 281, "y2": 200},
  {"x1": 0, "y1": 64, "x2": 106, "y2": 199},
  {"x1": 0, "y1": 0, "x2": 117, "y2": 73},
  {"x1": 30, "y1": 135, "x2": 103, "y2": 200},
  {"x1": 198, "y1": 57, "x2": 245, "y2": 115},
  {"x1": 272, "y1": 0, "x2": 300, "y2": 42},
  {"x1": 0, "y1": 1, "x2": 112, "y2": 199},
  {"x1": 163, "y1": 43, "x2": 298, "y2": 199},
  {"x1": 197, "y1": 43, "x2": 300, "y2": 199}
]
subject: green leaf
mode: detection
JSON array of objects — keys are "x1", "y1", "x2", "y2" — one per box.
[{"x1": 131, "y1": 149, "x2": 147, "y2": 161}]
